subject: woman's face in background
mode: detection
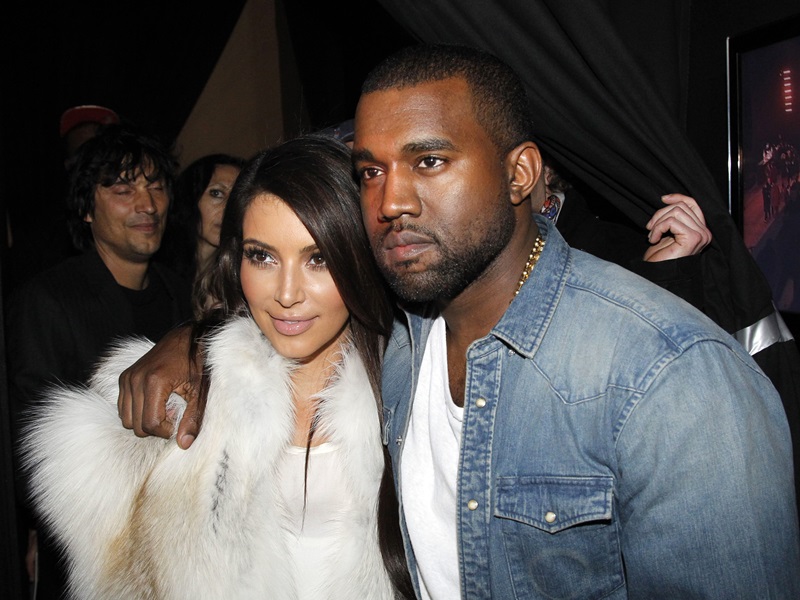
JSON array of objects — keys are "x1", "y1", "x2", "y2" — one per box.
[
  {"x1": 198, "y1": 164, "x2": 240, "y2": 248},
  {"x1": 239, "y1": 194, "x2": 350, "y2": 368}
]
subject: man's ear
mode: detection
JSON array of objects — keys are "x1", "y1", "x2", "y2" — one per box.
[
  {"x1": 505, "y1": 142, "x2": 542, "y2": 206},
  {"x1": 83, "y1": 211, "x2": 93, "y2": 224}
]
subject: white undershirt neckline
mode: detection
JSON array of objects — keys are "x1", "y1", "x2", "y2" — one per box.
[{"x1": 400, "y1": 316, "x2": 463, "y2": 600}]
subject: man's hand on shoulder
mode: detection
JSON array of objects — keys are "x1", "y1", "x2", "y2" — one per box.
[
  {"x1": 117, "y1": 324, "x2": 203, "y2": 449},
  {"x1": 643, "y1": 194, "x2": 712, "y2": 262}
]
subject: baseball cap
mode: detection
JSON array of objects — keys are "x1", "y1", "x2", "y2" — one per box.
[{"x1": 59, "y1": 105, "x2": 120, "y2": 137}]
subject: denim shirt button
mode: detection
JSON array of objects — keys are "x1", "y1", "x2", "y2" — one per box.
[
  {"x1": 467, "y1": 499, "x2": 479, "y2": 510},
  {"x1": 545, "y1": 511, "x2": 557, "y2": 523},
  {"x1": 475, "y1": 398, "x2": 487, "y2": 408}
]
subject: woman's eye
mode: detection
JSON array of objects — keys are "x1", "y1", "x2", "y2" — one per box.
[
  {"x1": 244, "y1": 247, "x2": 273, "y2": 265},
  {"x1": 208, "y1": 188, "x2": 227, "y2": 201},
  {"x1": 309, "y1": 253, "x2": 327, "y2": 269}
]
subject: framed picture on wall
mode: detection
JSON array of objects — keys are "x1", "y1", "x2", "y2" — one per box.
[{"x1": 728, "y1": 13, "x2": 800, "y2": 315}]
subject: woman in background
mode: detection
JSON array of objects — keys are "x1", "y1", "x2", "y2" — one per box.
[
  {"x1": 159, "y1": 153, "x2": 245, "y2": 316},
  {"x1": 22, "y1": 135, "x2": 411, "y2": 599}
]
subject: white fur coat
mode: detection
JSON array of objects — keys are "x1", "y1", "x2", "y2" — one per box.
[{"x1": 21, "y1": 316, "x2": 395, "y2": 600}]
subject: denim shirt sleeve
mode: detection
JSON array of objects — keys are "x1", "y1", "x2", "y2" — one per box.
[
  {"x1": 615, "y1": 338, "x2": 799, "y2": 597},
  {"x1": 465, "y1": 220, "x2": 800, "y2": 599}
]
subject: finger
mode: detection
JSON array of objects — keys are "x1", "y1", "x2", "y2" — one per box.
[
  {"x1": 176, "y1": 392, "x2": 205, "y2": 450},
  {"x1": 139, "y1": 372, "x2": 176, "y2": 439},
  {"x1": 659, "y1": 194, "x2": 706, "y2": 225},
  {"x1": 118, "y1": 369, "x2": 133, "y2": 429},
  {"x1": 643, "y1": 237, "x2": 679, "y2": 262},
  {"x1": 648, "y1": 211, "x2": 700, "y2": 240},
  {"x1": 647, "y1": 216, "x2": 710, "y2": 257},
  {"x1": 648, "y1": 203, "x2": 706, "y2": 239},
  {"x1": 648, "y1": 216, "x2": 699, "y2": 247},
  {"x1": 647, "y1": 202, "x2": 700, "y2": 231}
]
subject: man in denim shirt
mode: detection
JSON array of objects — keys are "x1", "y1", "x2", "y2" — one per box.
[
  {"x1": 350, "y1": 44, "x2": 800, "y2": 598},
  {"x1": 118, "y1": 44, "x2": 800, "y2": 599}
]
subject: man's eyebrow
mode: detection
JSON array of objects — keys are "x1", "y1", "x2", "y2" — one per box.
[
  {"x1": 402, "y1": 138, "x2": 457, "y2": 154},
  {"x1": 351, "y1": 148, "x2": 374, "y2": 163},
  {"x1": 351, "y1": 138, "x2": 458, "y2": 164}
]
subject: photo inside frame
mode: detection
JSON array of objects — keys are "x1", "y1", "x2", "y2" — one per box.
[{"x1": 728, "y1": 14, "x2": 800, "y2": 315}]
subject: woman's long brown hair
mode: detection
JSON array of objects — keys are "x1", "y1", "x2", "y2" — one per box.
[{"x1": 190, "y1": 134, "x2": 413, "y2": 597}]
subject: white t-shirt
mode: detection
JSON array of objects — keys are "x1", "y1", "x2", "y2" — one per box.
[
  {"x1": 278, "y1": 442, "x2": 353, "y2": 598},
  {"x1": 400, "y1": 316, "x2": 463, "y2": 599}
]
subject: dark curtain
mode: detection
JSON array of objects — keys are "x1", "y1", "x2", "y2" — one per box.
[
  {"x1": 374, "y1": 0, "x2": 800, "y2": 497},
  {"x1": 279, "y1": 0, "x2": 417, "y2": 132}
]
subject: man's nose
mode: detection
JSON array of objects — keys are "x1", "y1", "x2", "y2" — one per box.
[
  {"x1": 378, "y1": 172, "x2": 421, "y2": 222},
  {"x1": 134, "y1": 190, "x2": 158, "y2": 214}
]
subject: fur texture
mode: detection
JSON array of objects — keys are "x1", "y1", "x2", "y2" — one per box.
[{"x1": 21, "y1": 316, "x2": 394, "y2": 599}]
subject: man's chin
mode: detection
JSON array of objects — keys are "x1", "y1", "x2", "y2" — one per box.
[
  {"x1": 385, "y1": 272, "x2": 456, "y2": 304},
  {"x1": 129, "y1": 247, "x2": 160, "y2": 263}
]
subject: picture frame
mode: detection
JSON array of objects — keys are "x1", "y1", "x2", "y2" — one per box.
[{"x1": 728, "y1": 13, "x2": 800, "y2": 314}]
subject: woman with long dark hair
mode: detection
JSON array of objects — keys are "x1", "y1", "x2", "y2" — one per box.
[
  {"x1": 22, "y1": 135, "x2": 412, "y2": 599},
  {"x1": 158, "y1": 153, "x2": 245, "y2": 316}
]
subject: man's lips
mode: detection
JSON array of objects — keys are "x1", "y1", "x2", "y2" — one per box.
[
  {"x1": 271, "y1": 316, "x2": 316, "y2": 336},
  {"x1": 382, "y1": 230, "x2": 435, "y2": 262},
  {"x1": 130, "y1": 220, "x2": 160, "y2": 233}
]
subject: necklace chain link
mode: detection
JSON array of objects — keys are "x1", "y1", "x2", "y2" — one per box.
[{"x1": 514, "y1": 235, "x2": 545, "y2": 298}]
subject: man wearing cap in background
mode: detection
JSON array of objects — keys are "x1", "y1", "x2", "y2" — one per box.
[
  {"x1": 4, "y1": 105, "x2": 121, "y2": 295},
  {"x1": 6, "y1": 122, "x2": 191, "y2": 598},
  {"x1": 59, "y1": 104, "x2": 120, "y2": 168}
]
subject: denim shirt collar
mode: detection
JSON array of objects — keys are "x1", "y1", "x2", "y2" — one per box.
[
  {"x1": 492, "y1": 215, "x2": 569, "y2": 358},
  {"x1": 398, "y1": 215, "x2": 570, "y2": 359}
]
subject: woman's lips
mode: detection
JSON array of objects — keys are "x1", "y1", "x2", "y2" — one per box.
[{"x1": 271, "y1": 316, "x2": 316, "y2": 336}]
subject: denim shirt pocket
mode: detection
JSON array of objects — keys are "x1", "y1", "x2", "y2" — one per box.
[{"x1": 494, "y1": 475, "x2": 624, "y2": 600}]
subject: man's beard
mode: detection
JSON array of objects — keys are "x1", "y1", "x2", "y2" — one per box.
[{"x1": 376, "y1": 192, "x2": 515, "y2": 304}]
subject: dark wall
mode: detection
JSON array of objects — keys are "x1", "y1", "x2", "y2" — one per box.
[{"x1": 281, "y1": 0, "x2": 416, "y2": 132}]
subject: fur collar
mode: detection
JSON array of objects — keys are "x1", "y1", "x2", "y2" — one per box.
[{"x1": 22, "y1": 316, "x2": 394, "y2": 599}]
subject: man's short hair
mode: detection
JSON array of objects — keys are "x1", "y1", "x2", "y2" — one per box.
[
  {"x1": 65, "y1": 123, "x2": 179, "y2": 251},
  {"x1": 361, "y1": 44, "x2": 533, "y2": 156}
]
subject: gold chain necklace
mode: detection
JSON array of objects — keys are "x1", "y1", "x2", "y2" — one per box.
[{"x1": 514, "y1": 234, "x2": 545, "y2": 298}]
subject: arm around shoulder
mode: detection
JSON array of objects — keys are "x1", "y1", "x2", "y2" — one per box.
[{"x1": 117, "y1": 323, "x2": 203, "y2": 449}]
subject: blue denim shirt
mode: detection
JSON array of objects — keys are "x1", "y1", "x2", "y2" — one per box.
[{"x1": 382, "y1": 216, "x2": 800, "y2": 599}]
